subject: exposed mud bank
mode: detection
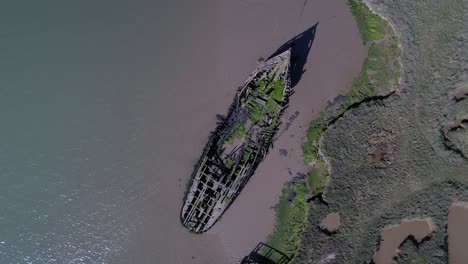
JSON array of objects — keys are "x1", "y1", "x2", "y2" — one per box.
[
  {"x1": 320, "y1": 213, "x2": 341, "y2": 234},
  {"x1": 326, "y1": 91, "x2": 395, "y2": 127}
]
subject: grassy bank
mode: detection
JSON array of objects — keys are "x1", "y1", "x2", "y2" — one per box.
[
  {"x1": 264, "y1": 163, "x2": 330, "y2": 260},
  {"x1": 349, "y1": 0, "x2": 386, "y2": 43},
  {"x1": 341, "y1": 0, "x2": 400, "y2": 109},
  {"x1": 265, "y1": 0, "x2": 401, "y2": 262},
  {"x1": 307, "y1": 160, "x2": 330, "y2": 194},
  {"x1": 265, "y1": 182, "x2": 308, "y2": 258},
  {"x1": 303, "y1": 0, "x2": 401, "y2": 163},
  {"x1": 303, "y1": 116, "x2": 324, "y2": 164}
]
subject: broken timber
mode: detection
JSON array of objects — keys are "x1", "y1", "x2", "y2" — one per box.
[{"x1": 181, "y1": 49, "x2": 292, "y2": 233}]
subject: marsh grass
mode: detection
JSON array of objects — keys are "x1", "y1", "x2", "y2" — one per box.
[
  {"x1": 265, "y1": 182, "x2": 308, "y2": 259},
  {"x1": 307, "y1": 159, "x2": 330, "y2": 194},
  {"x1": 348, "y1": 0, "x2": 385, "y2": 43},
  {"x1": 265, "y1": 1, "x2": 401, "y2": 262},
  {"x1": 303, "y1": 0, "x2": 400, "y2": 162},
  {"x1": 303, "y1": 117, "x2": 324, "y2": 163}
]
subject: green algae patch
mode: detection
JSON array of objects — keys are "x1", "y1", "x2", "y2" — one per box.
[
  {"x1": 225, "y1": 122, "x2": 246, "y2": 144},
  {"x1": 270, "y1": 80, "x2": 286, "y2": 102},
  {"x1": 349, "y1": 0, "x2": 385, "y2": 43},
  {"x1": 303, "y1": 116, "x2": 324, "y2": 163},
  {"x1": 249, "y1": 101, "x2": 262, "y2": 123},
  {"x1": 265, "y1": 182, "x2": 308, "y2": 260},
  {"x1": 248, "y1": 79, "x2": 285, "y2": 125},
  {"x1": 302, "y1": 0, "x2": 400, "y2": 163},
  {"x1": 307, "y1": 159, "x2": 330, "y2": 195}
]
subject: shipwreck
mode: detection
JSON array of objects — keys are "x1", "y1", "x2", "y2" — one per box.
[{"x1": 181, "y1": 49, "x2": 292, "y2": 233}]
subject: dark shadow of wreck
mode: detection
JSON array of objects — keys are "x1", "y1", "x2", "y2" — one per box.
[
  {"x1": 268, "y1": 23, "x2": 318, "y2": 141},
  {"x1": 267, "y1": 23, "x2": 318, "y2": 89},
  {"x1": 241, "y1": 242, "x2": 291, "y2": 264}
]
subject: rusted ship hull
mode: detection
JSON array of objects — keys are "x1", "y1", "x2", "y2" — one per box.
[{"x1": 181, "y1": 50, "x2": 292, "y2": 233}]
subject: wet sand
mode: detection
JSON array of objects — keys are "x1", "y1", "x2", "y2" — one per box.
[
  {"x1": 373, "y1": 218, "x2": 434, "y2": 264},
  {"x1": 448, "y1": 202, "x2": 468, "y2": 264}
]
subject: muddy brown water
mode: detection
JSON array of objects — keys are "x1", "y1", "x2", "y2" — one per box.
[
  {"x1": 373, "y1": 218, "x2": 434, "y2": 264},
  {"x1": 320, "y1": 213, "x2": 341, "y2": 233},
  {"x1": 448, "y1": 202, "x2": 468, "y2": 264},
  {"x1": 124, "y1": 0, "x2": 366, "y2": 263},
  {"x1": 0, "y1": 0, "x2": 364, "y2": 263}
]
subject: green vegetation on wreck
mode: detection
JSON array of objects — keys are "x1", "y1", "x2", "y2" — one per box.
[
  {"x1": 270, "y1": 80, "x2": 286, "y2": 102},
  {"x1": 265, "y1": 1, "x2": 402, "y2": 262},
  {"x1": 249, "y1": 101, "x2": 263, "y2": 123},
  {"x1": 225, "y1": 122, "x2": 246, "y2": 144},
  {"x1": 248, "y1": 79, "x2": 285, "y2": 124}
]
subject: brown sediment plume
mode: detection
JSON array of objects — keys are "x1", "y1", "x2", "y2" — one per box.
[
  {"x1": 448, "y1": 202, "x2": 468, "y2": 264},
  {"x1": 373, "y1": 218, "x2": 434, "y2": 264},
  {"x1": 320, "y1": 212, "x2": 340, "y2": 233}
]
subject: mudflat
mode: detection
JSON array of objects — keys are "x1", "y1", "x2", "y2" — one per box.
[
  {"x1": 448, "y1": 202, "x2": 468, "y2": 264},
  {"x1": 373, "y1": 218, "x2": 434, "y2": 264},
  {"x1": 320, "y1": 213, "x2": 341, "y2": 233}
]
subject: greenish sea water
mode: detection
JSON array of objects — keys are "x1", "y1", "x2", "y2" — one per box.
[{"x1": 0, "y1": 1, "x2": 224, "y2": 263}]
